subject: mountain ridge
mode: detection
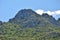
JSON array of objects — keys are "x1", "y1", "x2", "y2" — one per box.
[{"x1": 9, "y1": 9, "x2": 60, "y2": 27}]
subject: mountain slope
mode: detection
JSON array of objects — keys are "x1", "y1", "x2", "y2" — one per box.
[{"x1": 42, "y1": 13, "x2": 60, "y2": 26}]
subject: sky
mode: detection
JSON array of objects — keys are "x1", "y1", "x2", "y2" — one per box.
[{"x1": 0, "y1": 0, "x2": 60, "y2": 22}]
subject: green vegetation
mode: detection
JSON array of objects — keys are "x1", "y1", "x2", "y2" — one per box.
[{"x1": 0, "y1": 22, "x2": 60, "y2": 40}]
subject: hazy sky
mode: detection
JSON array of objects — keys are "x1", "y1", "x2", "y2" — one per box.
[{"x1": 0, "y1": 0, "x2": 60, "y2": 22}]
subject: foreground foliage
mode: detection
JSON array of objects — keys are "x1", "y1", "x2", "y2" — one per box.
[{"x1": 0, "y1": 22, "x2": 60, "y2": 40}]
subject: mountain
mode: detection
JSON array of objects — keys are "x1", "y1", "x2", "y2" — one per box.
[
  {"x1": 0, "y1": 9, "x2": 60, "y2": 40},
  {"x1": 9, "y1": 9, "x2": 60, "y2": 27},
  {"x1": 9, "y1": 9, "x2": 41, "y2": 27}
]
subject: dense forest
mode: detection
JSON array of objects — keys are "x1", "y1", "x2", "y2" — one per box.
[{"x1": 0, "y1": 9, "x2": 60, "y2": 40}]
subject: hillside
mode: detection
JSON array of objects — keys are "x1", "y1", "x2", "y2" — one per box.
[{"x1": 0, "y1": 9, "x2": 60, "y2": 40}]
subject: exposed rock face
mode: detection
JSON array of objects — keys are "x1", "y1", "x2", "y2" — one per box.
[
  {"x1": 9, "y1": 9, "x2": 41, "y2": 27},
  {"x1": 15, "y1": 9, "x2": 37, "y2": 20}
]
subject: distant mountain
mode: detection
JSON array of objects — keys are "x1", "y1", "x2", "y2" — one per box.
[{"x1": 9, "y1": 9, "x2": 60, "y2": 27}]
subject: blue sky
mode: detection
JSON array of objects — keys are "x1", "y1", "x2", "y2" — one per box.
[{"x1": 0, "y1": 0, "x2": 60, "y2": 22}]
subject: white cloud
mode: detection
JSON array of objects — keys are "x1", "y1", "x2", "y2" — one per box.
[
  {"x1": 35, "y1": 9, "x2": 60, "y2": 16},
  {"x1": 55, "y1": 10, "x2": 60, "y2": 14},
  {"x1": 35, "y1": 9, "x2": 44, "y2": 15},
  {"x1": 35, "y1": 9, "x2": 60, "y2": 19}
]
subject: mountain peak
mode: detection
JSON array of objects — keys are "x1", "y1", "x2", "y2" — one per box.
[
  {"x1": 9, "y1": 9, "x2": 41, "y2": 27},
  {"x1": 14, "y1": 9, "x2": 37, "y2": 19},
  {"x1": 42, "y1": 13, "x2": 52, "y2": 17}
]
